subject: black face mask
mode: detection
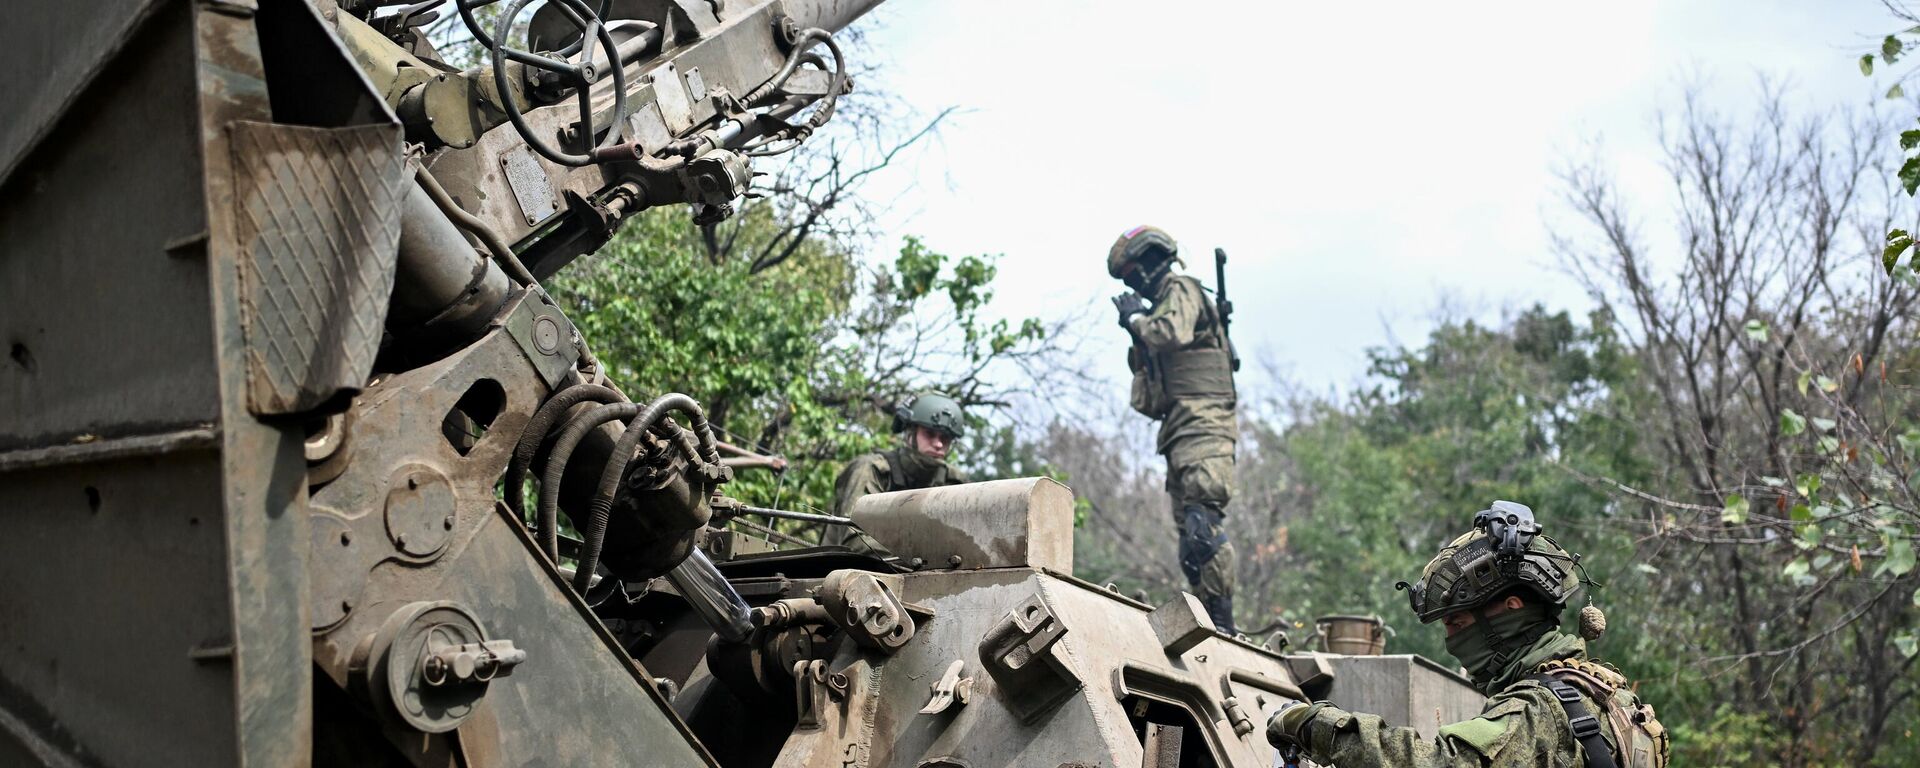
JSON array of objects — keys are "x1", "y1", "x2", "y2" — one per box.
[{"x1": 1122, "y1": 259, "x2": 1168, "y2": 294}]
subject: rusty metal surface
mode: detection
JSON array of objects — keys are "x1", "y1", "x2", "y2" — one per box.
[
  {"x1": 0, "y1": 5, "x2": 251, "y2": 767},
  {"x1": 667, "y1": 564, "x2": 1306, "y2": 768},
  {"x1": 230, "y1": 121, "x2": 405, "y2": 415},
  {"x1": 848, "y1": 478, "x2": 1076, "y2": 571},
  {"x1": 303, "y1": 314, "x2": 715, "y2": 764},
  {"x1": 194, "y1": 1, "x2": 319, "y2": 765}
]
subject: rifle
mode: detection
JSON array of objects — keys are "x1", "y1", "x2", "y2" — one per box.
[{"x1": 1214, "y1": 247, "x2": 1241, "y2": 371}]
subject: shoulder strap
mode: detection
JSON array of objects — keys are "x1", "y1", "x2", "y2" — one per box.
[{"x1": 1530, "y1": 675, "x2": 1616, "y2": 768}]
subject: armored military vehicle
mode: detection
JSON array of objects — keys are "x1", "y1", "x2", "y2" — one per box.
[{"x1": 0, "y1": 1, "x2": 1479, "y2": 765}]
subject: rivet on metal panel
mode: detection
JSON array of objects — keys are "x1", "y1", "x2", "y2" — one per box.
[{"x1": 385, "y1": 464, "x2": 457, "y2": 559}]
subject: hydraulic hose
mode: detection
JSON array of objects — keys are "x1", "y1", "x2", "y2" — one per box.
[
  {"x1": 539, "y1": 402, "x2": 638, "y2": 566},
  {"x1": 575, "y1": 393, "x2": 718, "y2": 592},
  {"x1": 665, "y1": 548, "x2": 753, "y2": 643},
  {"x1": 505, "y1": 383, "x2": 624, "y2": 558}
]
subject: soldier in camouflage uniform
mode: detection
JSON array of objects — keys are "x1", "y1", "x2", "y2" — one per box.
[
  {"x1": 1109, "y1": 225, "x2": 1239, "y2": 634},
  {"x1": 1267, "y1": 501, "x2": 1670, "y2": 768},
  {"x1": 820, "y1": 392, "x2": 970, "y2": 553}
]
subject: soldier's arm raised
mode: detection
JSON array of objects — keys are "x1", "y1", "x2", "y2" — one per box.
[{"x1": 1128, "y1": 279, "x2": 1202, "y2": 351}]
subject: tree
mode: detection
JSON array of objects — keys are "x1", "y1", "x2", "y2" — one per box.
[
  {"x1": 548, "y1": 207, "x2": 1071, "y2": 520},
  {"x1": 1555, "y1": 84, "x2": 1920, "y2": 766}
]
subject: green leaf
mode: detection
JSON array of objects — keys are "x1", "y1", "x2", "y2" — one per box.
[
  {"x1": 1632, "y1": 562, "x2": 1660, "y2": 575},
  {"x1": 1796, "y1": 370, "x2": 1814, "y2": 395},
  {"x1": 1896, "y1": 633, "x2": 1919, "y2": 659},
  {"x1": 1721, "y1": 493, "x2": 1749, "y2": 524},
  {"x1": 1900, "y1": 157, "x2": 1920, "y2": 196},
  {"x1": 1782, "y1": 557, "x2": 1815, "y2": 585},
  {"x1": 1904, "y1": 130, "x2": 1920, "y2": 151},
  {"x1": 1797, "y1": 474, "x2": 1822, "y2": 498},
  {"x1": 1863, "y1": 53, "x2": 1877, "y2": 75},
  {"x1": 1791, "y1": 503, "x2": 1813, "y2": 523},
  {"x1": 1743, "y1": 319, "x2": 1768, "y2": 342},
  {"x1": 1912, "y1": 586, "x2": 1920, "y2": 608},
  {"x1": 1886, "y1": 35, "x2": 1905, "y2": 61},
  {"x1": 1892, "y1": 83, "x2": 1908, "y2": 100},
  {"x1": 1780, "y1": 408, "x2": 1807, "y2": 436},
  {"x1": 1761, "y1": 475, "x2": 1788, "y2": 487},
  {"x1": 1898, "y1": 430, "x2": 1920, "y2": 456},
  {"x1": 1811, "y1": 416, "x2": 1838, "y2": 433},
  {"x1": 1878, "y1": 535, "x2": 1916, "y2": 578},
  {"x1": 1887, "y1": 229, "x2": 1915, "y2": 270},
  {"x1": 1818, "y1": 435, "x2": 1841, "y2": 455},
  {"x1": 1817, "y1": 375, "x2": 1839, "y2": 393},
  {"x1": 1795, "y1": 523, "x2": 1823, "y2": 549}
]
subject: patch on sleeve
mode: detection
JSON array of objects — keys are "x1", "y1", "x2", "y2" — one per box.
[{"x1": 1438, "y1": 717, "x2": 1511, "y2": 759}]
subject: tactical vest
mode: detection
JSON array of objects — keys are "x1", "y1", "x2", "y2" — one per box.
[
  {"x1": 1531, "y1": 658, "x2": 1670, "y2": 768},
  {"x1": 1131, "y1": 276, "x2": 1235, "y2": 418}
]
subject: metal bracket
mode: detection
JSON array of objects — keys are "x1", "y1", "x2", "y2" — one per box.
[{"x1": 918, "y1": 659, "x2": 974, "y2": 715}]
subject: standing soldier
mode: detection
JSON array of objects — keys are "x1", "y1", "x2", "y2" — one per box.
[
  {"x1": 820, "y1": 392, "x2": 970, "y2": 553},
  {"x1": 1109, "y1": 225, "x2": 1239, "y2": 634},
  {"x1": 1266, "y1": 502, "x2": 1670, "y2": 768}
]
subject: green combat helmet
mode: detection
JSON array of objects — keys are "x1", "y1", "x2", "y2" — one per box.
[
  {"x1": 892, "y1": 392, "x2": 965, "y2": 438},
  {"x1": 1399, "y1": 500, "x2": 1583, "y2": 624},
  {"x1": 1107, "y1": 225, "x2": 1179, "y2": 279}
]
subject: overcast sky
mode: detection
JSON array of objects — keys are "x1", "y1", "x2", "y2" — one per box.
[{"x1": 841, "y1": 1, "x2": 1902, "y2": 402}]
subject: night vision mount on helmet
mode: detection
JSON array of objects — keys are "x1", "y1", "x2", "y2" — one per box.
[
  {"x1": 1399, "y1": 501, "x2": 1583, "y2": 624},
  {"x1": 893, "y1": 391, "x2": 965, "y2": 438}
]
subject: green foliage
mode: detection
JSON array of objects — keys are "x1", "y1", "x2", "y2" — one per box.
[
  {"x1": 1668, "y1": 706, "x2": 1788, "y2": 767},
  {"x1": 1240, "y1": 306, "x2": 1643, "y2": 662},
  {"x1": 548, "y1": 206, "x2": 1045, "y2": 519}
]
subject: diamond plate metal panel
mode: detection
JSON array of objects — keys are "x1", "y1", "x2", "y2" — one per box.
[{"x1": 231, "y1": 121, "x2": 405, "y2": 415}]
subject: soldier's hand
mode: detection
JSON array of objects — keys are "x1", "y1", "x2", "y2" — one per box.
[
  {"x1": 1112, "y1": 292, "x2": 1147, "y2": 329},
  {"x1": 1266, "y1": 699, "x2": 1318, "y2": 750}
]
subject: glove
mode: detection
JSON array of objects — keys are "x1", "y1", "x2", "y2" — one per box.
[
  {"x1": 1112, "y1": 292, "x2": 1148, "y2": 329},
  {"x1": 1177, "y1": 504, "x2": 1227, "y2": 583},
  {"x1": 1266, "y1": 699, "x2": 1327, "y2": 751}
]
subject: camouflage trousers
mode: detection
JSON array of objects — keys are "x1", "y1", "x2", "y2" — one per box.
[{"x1": 1164, "y1": 437, "x2": 1236, "y2": 620}]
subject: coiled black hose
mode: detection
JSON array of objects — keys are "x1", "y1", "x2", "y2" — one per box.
[
  {"x1": 573, "y1": 393, "x2": 718, "y2": 592},
  {"x1": 505, "y1": 383, "x2": 623, "y2": 560},
  {"x1": 540, "y1": 401, "x2": 639, "y2": 573}
]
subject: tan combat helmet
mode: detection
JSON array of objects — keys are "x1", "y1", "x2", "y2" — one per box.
[
  {"x1": 1107, "y1": 225, "x2": 1179, "y2": 279},
  {"x1": 1400, "y1": 501, "x2": 1583, "y2": 624}
]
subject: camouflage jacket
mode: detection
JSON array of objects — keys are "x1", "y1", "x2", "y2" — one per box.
[
  {"x1": 1275, "y1": 632, "x2": 1667, "y2": 768},
  {"x1": 1127, "y1": 273, "x2": 1236, "y2": 455},
  {"x1": 820, "y1": 449, "x2": 968, "y2": 552}
]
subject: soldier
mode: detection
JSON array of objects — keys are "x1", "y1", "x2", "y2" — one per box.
[
  {"x1": 1109, "y1": 225, "x2": 1239, "y2": 634},
  {"x1": 1266, "y1": 501, "x2": 1670, "y2": 768},
  {"x1": 820, "y1": 392, "x2": 970, "y2": 553}
]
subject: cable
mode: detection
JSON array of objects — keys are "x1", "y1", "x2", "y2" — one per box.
[
  {"x1": 574, "y1": 393, "x2": 718, "y2": 592},
  {"x1": 412, "y1": 161, "x2": 541, "y2": 289},
  {"x1": 539, "y1": 401, "x2": 639, "y2": 567},
  {"x1": 505, "y1": 383, "x2": 623, "y2": 558}
]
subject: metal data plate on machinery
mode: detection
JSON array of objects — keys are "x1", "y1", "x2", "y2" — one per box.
[{"x1": 501, "y1": 143, "x2": 561, "y2": 227}]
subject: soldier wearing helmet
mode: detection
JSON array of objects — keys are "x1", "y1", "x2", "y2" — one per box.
[
  {"x1": 1266, "y1": 502, "x2": 1669, "y2": 768},
  {"x1": 820, "y1": 392, "x2": 971, "y2": 553},
  {"x1": 1109, "y1": 225, "x2": 1240, "y2": 633}
]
